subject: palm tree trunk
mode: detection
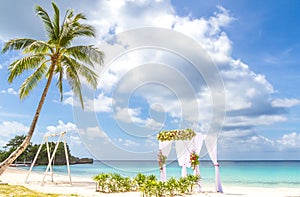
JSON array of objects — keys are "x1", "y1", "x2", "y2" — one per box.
[{"x1": 0, "y1": 64, "x2": 55, "y2": 176}]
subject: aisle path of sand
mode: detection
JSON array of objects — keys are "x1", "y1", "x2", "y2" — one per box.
[{"x1": 1, "y1": 168, "x2": 299, "y2": 197}]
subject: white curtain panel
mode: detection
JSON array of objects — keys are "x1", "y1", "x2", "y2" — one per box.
[
  {"x1": 160, "y1": 164, "x2": 167, "y2": 182},
  {"x1": 159, "y1": 141, "x2": 172, "y2": 182},
  {"x1": 193, "y1": 133, "x2": 205, "y2": 154},
  {"x1": 205, "y1": 141, "x2": 223, "y2": 193},
  {"x1": 181, "y1": 164, "x2": 187, "y2": 177},
  {"x1": 193, "y1": 165, "x2": 200, "y2": 176},
  {"x1": 159, "y1": 141, "x2": 173, "y2": 157},
  {"x1": 192, "y1": 133, "x2": 204, "y2": 176},
  {"x1": 193, "y1": 166, "x2": 202, "y2": 192},
  {"x1": 175, "y1": 140, "x2": 193, "y2": 168},
  {"x1": 192, "y1": 133, "x2": 204, "y2": 191}
]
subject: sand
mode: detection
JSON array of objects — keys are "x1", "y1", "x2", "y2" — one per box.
[{"x1": 1, "y1": 168, "x2": 299, "y2": 197}]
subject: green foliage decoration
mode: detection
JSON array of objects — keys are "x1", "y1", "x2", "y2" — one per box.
[
  {"x1": 157, "y1": 150, "x2": 167, "y2": 171},
  {"x1": 156, "y1": 128, "x2": 196, "y2": 141}
]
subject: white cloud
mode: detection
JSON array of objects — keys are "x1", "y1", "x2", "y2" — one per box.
[
  {"x1": 90, "y1": 0, "x2": 176, "y2": 39},
  {"x1": 39, "y1": 120, "x2": 92, "y2": 158},
  {"x1": 78, "y1": 126, "x2": 108, "y2": 139},
  {"x1": 0, "y1": 63, "x2": 3, "y2": 70},
  {"x1": 0, "y1": 139, "x2": 7, "y2": 148},
  {"x1": 224, "y1": 115, "x2": 287, "y2": 132},
  {"x1": 7, "y1": 88, "x2": 17, "y2": 95},
  {"x1": 50, "y1": 1, "x2": 299, "y2": 141},
  {"x1": 123, "y1": 139, "x2": 139, "y2": 147},
  {"x1": 74, "y1": 126, "x2": 111, "y2": 155},
  {"x1": 87, "y1": 2, "x2": 295, "y2": 136},
  {"x1": 63, "y1": 92, "x2": 114, "y2": 113},
  {"x1": 144, "y1": 136, "x2": 158, "y2": 148},
  {"x1": 114, "y1": 138, "x2": 140, "y2": 147},
  {"x1": 46, "y1": 120, "x2": 78, "y2": 134},
  {"x1": 69, "y1": 135, "x2": 82, "y2": 145},
  {"x1": 173, "y1": 6, "x2": 234, "y2": 64},
  {"x1": 86, "y1": 93, "x2": 114, "y2": 113},
  {"x1": 220, "y1": 130, "x2": 300, "y2": 154},
  {"x1": 0, "y1": 121, "x2": 28, "y2": 138},
  {"x1": 271, "y1": 98, "x2": 300, "y2": 108},
  {"x1": 114, "y1": 107, "x2": 163, "y2": 129},
  {"x1": 277, "y1": 132, "x2": 300, "y2": 150},
  {"x1": 62, "y1": 96, "x2": 73, "y2": 106},
  {"x1": 1, "y1": 88, "x2": 18, "y2": 95}
]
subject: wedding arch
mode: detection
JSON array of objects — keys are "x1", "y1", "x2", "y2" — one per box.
[
  {"x1": 157, "y1": 129, "x2": 223, "y2": 193},
  {"x1": 25, "y1": 131, "x2": 72, "y2": 185}
]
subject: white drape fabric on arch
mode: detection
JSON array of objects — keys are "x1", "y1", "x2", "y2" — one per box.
[
  {"x1": 158, "y1": 133, "x2": 223, "y2": 193},
  {"x1": 205, "y1": 141, "x2": 223, "y2": 193},
  {"x1": 175, "y1": 140, "x2": 193, "y2": 177},
  {"x1": 159, "y1": 141, "x2": 172, "y2": 157},
  {"x1": 192, "y1": 133, "x2": 204, "y2": 176},
  {"x1": 159, "y1": 141, "x2": 173, "y2": 182},
  {"x1": 160, "y1": 164, "x2": 166, "y2": 182},
  {"x1": 193, "y1": 133, "x2": 204, "y2": 192}
]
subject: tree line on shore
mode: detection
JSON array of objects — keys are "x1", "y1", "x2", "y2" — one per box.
[{"x1": 0, "y1": 135, "x2": 92, "y2": 165}]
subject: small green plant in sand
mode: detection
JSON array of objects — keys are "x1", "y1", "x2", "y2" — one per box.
[{"x1": 94, "y1": 172, "x2": 200, "y2": 196}]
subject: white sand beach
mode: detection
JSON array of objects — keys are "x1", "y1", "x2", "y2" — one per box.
[{"x1": 1, "y1": 168, "x2": 299, "y2": 197}]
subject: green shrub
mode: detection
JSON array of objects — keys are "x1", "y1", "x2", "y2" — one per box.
[
  {"x1": 187, "y1": 174, "x2": 201, "y2": 192},
  {"x1": 93, "y1": 173, "x2": 201, "y2": 196},
  {"x1": 178, "y1": 177, "x2": 189, "y2": 194}
]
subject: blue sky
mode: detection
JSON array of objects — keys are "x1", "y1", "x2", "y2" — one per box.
[{"x1": 0, "y1": 0, "x2": 299, "y2": 160}]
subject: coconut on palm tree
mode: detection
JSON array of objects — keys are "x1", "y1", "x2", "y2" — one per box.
[{"x1": 0, "y1": 2, "x2": 103, "y2": 175}]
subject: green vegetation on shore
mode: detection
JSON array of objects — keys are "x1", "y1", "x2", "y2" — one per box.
[
  {"x1": 0, "y1": 184, "x2": 77, "y2": 196},
  {"x1": 0, "y1": 135, "x2": 92, "y2": 165},
  {"x1": 93, "y1": 173, "x2": 200, "y2": 196}
]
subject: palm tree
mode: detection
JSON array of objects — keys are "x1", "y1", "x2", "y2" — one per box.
[{"x1": 0, "y1": 2, "x2": 103, "y2": 175}]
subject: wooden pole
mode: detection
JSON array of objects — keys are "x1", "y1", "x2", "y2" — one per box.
[
  {"x1": 62, "y1": 132, "x2": 72, "y2": 184},
  {"x1": 45, "y1": 136, "x2": 53, "y2": 182},
  {"x1": 25, "y1": 136, "x2": 45, "y2": 183},
  {"x1": 41, "y1": 134, "x2": 62, "y2": 185}
]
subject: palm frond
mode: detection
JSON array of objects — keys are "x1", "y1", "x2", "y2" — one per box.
[
  {"x1": 59, "y1": 10, "x2": 75, "y2": 47},
  {"x1": 1, "y1": 38, "x2": 36, "y2": 53},
  {"x1": 19, "y1": 62, "x2": 48, "y2": 99},
  {"x1": 74, "y1": 13, "x2": 87, "y2": 21},
  {"x1": 73, "y1": 24, "x2": 96, "y2": 38},
  {"x1": 23, "y1": 40, "x2": 53, "y2": 54},
  {"x1": 8, "y1": 54, "x2": 47, "y2": 83},
  {"x1": 65, "y1": 47, "x2": 93, "y2": 66},
  {"x1": 36, "y1": 5, "x2": 55, "y2": 39},
  {"x1": 65, "y1": 45, "x2": 104, "y2": 66},
  {"x1": 63, "y1": 56, "x2": 98, "y2": 89},
  {"x1": 64, "y1": 57, "x2": 84, "y2": 109},
  {"x1": 59, "y1": 13, "x2": 95, "y2": 47},
  {"x1": 52, "y1": 2, "x2": 60, "y2": 39},
  {"x1": 77, "y1": 63, "x2": 98, "y2": 89},
  {"x1": 55, "y1": 63, "x2": 64, "y2": 101}
]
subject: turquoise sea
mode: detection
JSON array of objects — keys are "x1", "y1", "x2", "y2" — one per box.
[{"x1": 21, "y1": 160, "x2": 300, "y2": 188}]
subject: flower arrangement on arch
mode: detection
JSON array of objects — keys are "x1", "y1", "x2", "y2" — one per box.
[
  {"x1": 190, "y1": 150, "x2": 199, "y2": 170},
  {"x1": 158, "y1": 150, "x2": 167, "y2": 171},
  {"x1": 156, "y1": 128, "x2": 196, "y2": 141}
]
